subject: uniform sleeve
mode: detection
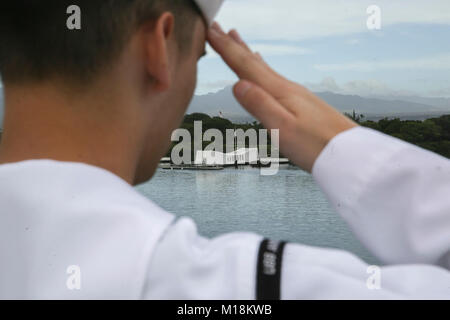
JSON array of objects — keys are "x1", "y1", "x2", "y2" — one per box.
[
  {"x1": 281, "y1": 242, "x2": 450, "y2": 299},
  {"x1": 312, "y1": 127, "x2": 450, "y2": 269},
  {"x1": 142, "y1": 218, "x2": 262, "y2": 300},
  {"x1": 142, "y1": 217, "x2": 450, "y2": 299}
]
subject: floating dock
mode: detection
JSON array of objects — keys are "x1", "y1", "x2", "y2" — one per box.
[{"x1": 159, "y1": 164, "x2": 224, "y2": 171}]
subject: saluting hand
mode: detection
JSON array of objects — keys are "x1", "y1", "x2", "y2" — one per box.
[{"x1": 207, "y1": 22, "x2": 358, "y2": 173}]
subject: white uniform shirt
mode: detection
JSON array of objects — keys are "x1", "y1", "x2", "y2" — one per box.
[{"x1": 0, "y1": 127, "x2": 449, "y2": 299}]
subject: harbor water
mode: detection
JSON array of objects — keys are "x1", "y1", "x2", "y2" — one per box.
[{"x1": 136, "y1": 165, "x2": 379, "y2": 264}]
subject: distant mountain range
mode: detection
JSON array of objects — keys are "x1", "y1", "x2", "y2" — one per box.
[
  {"x1": 1, "y1": 86, "x2": 450, "y2": 129},
  {"x1": 188, "y1": 86, "x2": 450, "y2": 122}
]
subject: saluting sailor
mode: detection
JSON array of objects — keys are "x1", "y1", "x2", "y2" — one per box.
[{"x1": 0, "y1": 0, "x2": 449, "y2": 299}]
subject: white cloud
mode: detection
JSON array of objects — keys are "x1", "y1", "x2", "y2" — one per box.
[
  {"x1": 428, "y1": 87, "x2": 450, "y2": 97},
  {"x1": 217, "y1": 0, "x2": 450, "y2": 41},
  {"x1": 196, "y1": 77, "x2": 450, "y2": 98},
  {"x1": 346, "y1": 39, "x2": 360, "y2": 45},
  {"x1": 305, "y1": 77, "x2": 416, "y2": 97},
  {"x1": 205, "y1": 43, "x2": 311, "y2": 59},
  {"x1": 250, "y1": 44, "x2": 312, "y2": 56},
  {"x1": 306, "y1": 77, "x2": 341, "y2": 93},
  {"x1": 196, "y1": 77, "x2": 414, "y2": 97},
  {"x1": 196, "y1": 80, "x2": 236, "y2": 94},
  {"x1": 314, "y1": 53, "x2": 450, "y2": 72}
]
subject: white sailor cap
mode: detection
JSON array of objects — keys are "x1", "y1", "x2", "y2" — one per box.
[{"x1": 193, "y1": 0, "x2": 224, "y2": 26}]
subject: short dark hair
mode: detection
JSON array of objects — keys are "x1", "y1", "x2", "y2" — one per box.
[{"x1": 0, "y1": 0, "x2": 201, "y2": 85}]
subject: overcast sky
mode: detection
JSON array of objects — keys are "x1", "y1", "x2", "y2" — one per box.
[
  {"x1": 1, "y1": 1, "x2": 449, "y2": 99},
  {"x1": 197, "y1": 0, "x2": 450, "y2": 97}
]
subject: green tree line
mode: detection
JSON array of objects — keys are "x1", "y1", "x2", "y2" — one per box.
[
  {"x1": 347, "y1": 112, "x2": 450, "y2": 158},
  {"x1": 1, "y1": 112, "x2": 448, "y2": 159},
  {"x1": 171, "y1": 112, "x2": 450, "y2": 159}
]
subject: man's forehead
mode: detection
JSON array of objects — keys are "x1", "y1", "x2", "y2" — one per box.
[
  {"x1": 193, "y1": 0, "x2": 224, "y2": 26},
  {"x1": 192, "y1": 18, "x2": 207, "y2": 58}
]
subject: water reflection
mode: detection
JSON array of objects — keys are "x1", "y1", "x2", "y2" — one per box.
[{"x1": 136, "y1": 166, "x2": 378, "y2": 264}]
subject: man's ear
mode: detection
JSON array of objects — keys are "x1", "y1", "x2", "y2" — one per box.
[{"x1": 144, "y1": 12, "x2": 175, "y2": 92}]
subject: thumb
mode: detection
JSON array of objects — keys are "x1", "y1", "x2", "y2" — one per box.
[{"x1": 233, "y1": 80, "x2": 293, "y2": 130}]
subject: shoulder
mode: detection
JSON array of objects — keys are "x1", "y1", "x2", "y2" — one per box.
[{"x1": 0, "y1": 160, "x2": 176, "y2": 299}]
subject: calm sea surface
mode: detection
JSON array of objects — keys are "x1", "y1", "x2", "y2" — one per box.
[{"x1": 136, "y1": 166, "x2": 379, "y2": 264}]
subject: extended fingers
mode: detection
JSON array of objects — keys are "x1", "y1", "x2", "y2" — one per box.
[
  {"x1": 208, "y1": 23, "x2": 290, "y2": 99},
  {"x1": 233, "y1": 80, "x2": 294, "y2": 130},
  {"x1": 228, "y1": 29, "x2": 251, "y2": 52}
]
